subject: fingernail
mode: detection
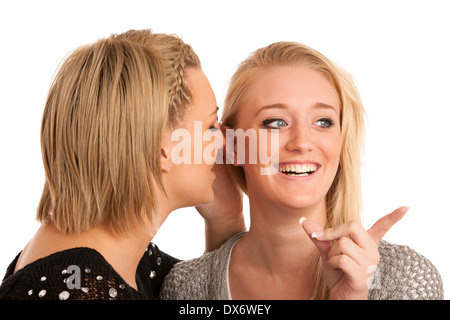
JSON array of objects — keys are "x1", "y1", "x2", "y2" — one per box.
[
  {"x1": 311, "y1": 231, "x2": 324, "y2": 239},
  {"x1": 299, "y1": 217, "x2": 307, "y2": 226}
]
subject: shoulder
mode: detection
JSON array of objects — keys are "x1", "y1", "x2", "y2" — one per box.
[
  {"x1": 137, "y1": 242, "x2": 181, "y2": 298},
  {"x1": 0, "y1": 248, "x2": 138, "y2": 300},
  {"x1": 368, "y1": 240, "x2": 444, "y2": 300},
  {"x1": 160, "y1": 232, "x2": 245, "y2": 300}
]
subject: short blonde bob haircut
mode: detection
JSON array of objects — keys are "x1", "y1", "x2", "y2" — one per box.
[
  {"x1": 221, "y1": 42, "x2": 366, "y2": 299},
  {"x1": 37, "y1": 29, "x2": 200, "y2": 234}
]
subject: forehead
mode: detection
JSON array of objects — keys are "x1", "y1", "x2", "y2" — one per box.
[
  {"x1": 174, "y1": 68, "x2": 218, "y2": 130},
  {"x1": 242, "y1": 66, "x2": 340, "y2": 113},
  {"x1": 184, "y1": 68, "x2": 217, "y2": 116}
]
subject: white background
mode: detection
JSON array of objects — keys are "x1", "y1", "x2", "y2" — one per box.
[{"x1": 0, "y1": 0, "x2": 448, "y2": 299}]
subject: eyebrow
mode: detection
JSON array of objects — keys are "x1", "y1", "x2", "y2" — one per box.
[
  {"x1": 255, "y1": 102, "x2": 338, "y2": 116},
  {"x1": 255, "y1": 103, "x2": 288, "y2": 116},
  {"x1": 314, "y1": 102, "x2": 339, "y2": 115}
]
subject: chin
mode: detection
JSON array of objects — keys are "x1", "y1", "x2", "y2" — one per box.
[
  {"x1": 270, "y1": 193, "x2": 323, "y2": 211},
  {"x1": 194, "y1": 188, "x2": 214, "y2": 206}
]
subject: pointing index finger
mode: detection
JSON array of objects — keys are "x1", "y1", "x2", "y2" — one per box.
[{"x1": 368, "y1": 206, "x2": 409, "y2": 244}]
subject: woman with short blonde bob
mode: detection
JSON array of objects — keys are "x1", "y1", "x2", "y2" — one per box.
[
  {"x1": 160, "y1": 42, "x2": 444, "y2": 300},
  {"x1": 0, "y1": 29, "x2": 244, "y2": 300}
]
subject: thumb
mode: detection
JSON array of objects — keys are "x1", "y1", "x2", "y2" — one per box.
[
  {"x1": 299, "y1": 218, "x2": 333, "y2": 259},
  {"x1": 367, "y1": 206, "x2": 409, "y2": 244}
]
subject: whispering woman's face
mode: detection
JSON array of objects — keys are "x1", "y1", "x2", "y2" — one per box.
[
  {"x1": 235, "y1": 66, "x2": 341, "y2": 213},
  {"x1": 165, "y1": 68, "x2": 222, "y2": 207}
]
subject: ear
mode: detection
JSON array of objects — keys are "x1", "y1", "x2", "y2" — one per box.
[
  {"x1": 160, "y1": 146, "x2": 171, "y2": 173},
  {"x1": 222, "y1": 125, "x2": 242, "y2": 167},
  {"x1": 160, "y1": 128, "x2": 175, "y2": 173}
]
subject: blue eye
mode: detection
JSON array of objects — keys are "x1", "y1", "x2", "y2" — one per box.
[
  {"x1": 315, "y1": 118, "x2": 334, "y2": 128},
  {"x1": 209, "y1": 125, "x2": 219, "y2": 132},
  {"x1": 262, "y1": 118, "x2": 288, "y2": 129}
]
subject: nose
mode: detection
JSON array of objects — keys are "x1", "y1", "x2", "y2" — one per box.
[{"x1": 285, "y1": 124, "x2": 313, "y2": 154}]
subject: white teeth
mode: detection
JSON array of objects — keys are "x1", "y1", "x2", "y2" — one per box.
[{"x1": 278, "y1": 163, "x2": 319, "y2": 175}]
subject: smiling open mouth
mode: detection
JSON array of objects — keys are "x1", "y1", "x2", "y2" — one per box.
[{"x1": 278, "y1": 163, "x2": 319, "y2": 177}]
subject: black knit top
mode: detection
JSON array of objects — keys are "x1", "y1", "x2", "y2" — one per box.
[{"x1": 0, "y1": 242, "x2": 179, "y2": 300}]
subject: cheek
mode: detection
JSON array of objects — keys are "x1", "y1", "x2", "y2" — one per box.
[
  {"x1": 202, "y1": 132, "x2": 222, "y2": 165},
  {"x1": 319, "y1": 133, "x2": 341, "y2": 170},
  {"x1": 258, "y1": 130, "x2": 279, "y2": 163},
  {"x1": 183, "y1": 164, "x2": 214, "y2": 202},
  {"x1": 180, "y1": 126, "x2": 220, "y2": 166},
  {"x1": 243, "y1": 165, "x2": 270, "y2": 195}
]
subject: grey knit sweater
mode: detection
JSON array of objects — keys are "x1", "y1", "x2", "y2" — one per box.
[{"x1": 160, "y1": 232, "x2": 444, "y2": 300}]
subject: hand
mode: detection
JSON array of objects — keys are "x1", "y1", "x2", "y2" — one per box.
[
  {"x1": 300, "y1": 206, "x2": 408, "y2": 300},
  {"x1": 196, "y1": 147, "x2": 243, "y2": 222},
  {"x1": 197, "y1": 146, "x2": 246, "y2": 252}
]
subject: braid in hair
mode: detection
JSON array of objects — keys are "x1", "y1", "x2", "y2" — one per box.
[
  {"x1": 168, "y1": 44, "x2": 193, "y2": 127},
  {"x1": 118, "y1": 29, "x2": 201, "y2": 127}
]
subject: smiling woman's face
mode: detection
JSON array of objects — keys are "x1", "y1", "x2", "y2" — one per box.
[{"x1": 236, "y1": 66, "x2": 341, "y2": 211}]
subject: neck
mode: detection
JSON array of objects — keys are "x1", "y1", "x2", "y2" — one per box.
[
  {"x1": 94, "y1": 186, "x2": 174, "y2": 289},
  {"x1": 242, "y1": 195, "x2": 327, "y2": 274},
  {"x1": 228, "y1": 195, "x2": 327, "y2": 299},
  {"x1": 83, "y1": 219, "x2": 152, "y2": 289},
  {"x1": 36, "y1": 212, "x2": 155, "y2": 290}
]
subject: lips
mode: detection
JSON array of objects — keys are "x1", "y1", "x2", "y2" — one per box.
[{"x1": 278, "y1": 162, "x2": 320, "y2": 177}]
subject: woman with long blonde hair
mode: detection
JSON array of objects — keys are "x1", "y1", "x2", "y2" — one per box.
[{"x1": 160, "y1": 41, "x2": 443, "y2": 300}]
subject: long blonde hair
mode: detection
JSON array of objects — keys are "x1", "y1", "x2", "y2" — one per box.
[
  {"x1": 37, "y1": 29, "x2": 200, "y2": 235},
  {"x1": 221, "y1": 42, "x2": 366, "y2": 299}
]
